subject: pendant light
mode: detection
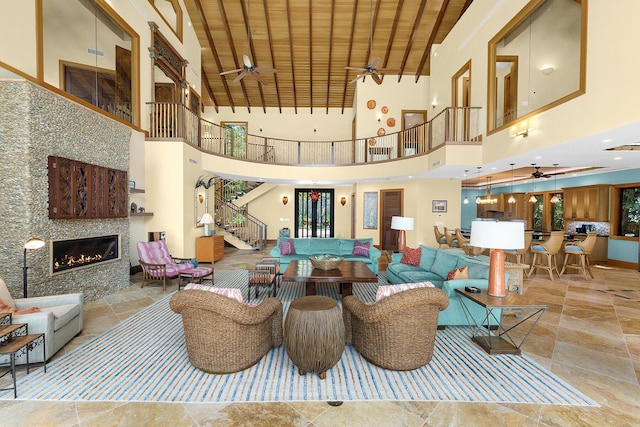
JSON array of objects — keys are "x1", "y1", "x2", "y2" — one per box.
[
  {"x1": 463, "y1": 169, "x2": 469, "y2": 204},
  {"x1": 508, "y1": 163, "x2": 516, "y2": 204},
  {"x1": 550, "y1": 164, "x2": 560, "y2": 204},
  {"x1": 528, "y1": 164, "x2": 538, "y2": 203}
]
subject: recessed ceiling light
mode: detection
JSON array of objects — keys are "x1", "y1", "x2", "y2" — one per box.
[
  {"x1": 603, "y1": 138, "x2": 612, "y2": 143},
  {"x1": 614, "y1": 157, "x2": 622, "y2": 160},
  {"x1": 534, "y1": 156, "x2": 541, "y2": 159}
]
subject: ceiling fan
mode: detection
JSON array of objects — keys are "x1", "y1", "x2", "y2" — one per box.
[
  {"x1": 346, "y1": 0, "x2": 399, "y2": 85},
  {"x1": 219, "y1": 0, "x2": 276, "y2": 84}
]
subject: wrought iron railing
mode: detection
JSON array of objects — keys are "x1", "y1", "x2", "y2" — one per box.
[
  {"x1": 214, "y1": 194, "x2": 267, "y2": 250},
  {"x1": 146, "y1": 102, "x2": 482, "y2": 165}
]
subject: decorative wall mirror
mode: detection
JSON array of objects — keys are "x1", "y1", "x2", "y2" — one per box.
[{"x1": 487, "y1": 0, "x2": 587, "y2": 134}]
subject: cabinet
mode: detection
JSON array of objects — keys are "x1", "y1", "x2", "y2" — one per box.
[
  {"x1": 476, "y1": 195, "x2": 503, "y2": 218},
  {"x1": 196, "y1": 235, "x2": 225, "y2": 263},
  {"x1": 502, "y1": 193, "x2": 526, "y2": 219},
  {"x1": 563, "y1": 185, "x2": 609, "y2": 221}
]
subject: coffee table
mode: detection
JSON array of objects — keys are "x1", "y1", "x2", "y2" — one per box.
[
  {"x1": 455, "y1": 289, "x2": 547, "y2": 355},
  {"x1": 282, "y1": 260, "x2": 377, "y2": 297}
]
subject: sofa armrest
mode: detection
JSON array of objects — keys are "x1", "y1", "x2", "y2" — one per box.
[
  {"x1": 391, "y1": 252, "x2": 403, "y2": 263},
  {"x1": 15, "y1": 293, "x2": 84, "y2": 310},
  {"x1": 11, "y1": 311, "x2": 55, "y2": 338}
]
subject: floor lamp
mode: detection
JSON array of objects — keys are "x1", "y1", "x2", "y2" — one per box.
[
  {"x1": 198, "y1": 213, "x2": 215, "y2": 237},
  {"x1": 23, "y1": 237, "x2": 46, "y2": 298},
  {"x1": 391, "y1": 216, "x2": 414, "y2": 253},
  {"x1": 470, "y1": 221, "x2": 524, "y2": 297}
]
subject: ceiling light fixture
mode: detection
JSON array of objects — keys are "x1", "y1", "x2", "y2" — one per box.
[
  {"x1": 477, "y1": 176, "x2": 498, "y2": 205},
  {"x1": 463, "y1": 169, "x2": 469, "y2": 204},
  {"x1": 550, "y1": 163, "x2": 560, "y2": 204},
  {"x1": 475, "y1": 167, "x2": 482, "y2": 204},
  {"x1": 529, "y1": 164, "x2": 538, "y2": 203},
  {"x1": 508, "y1": 163, "x2": 516, "y2": 204}
]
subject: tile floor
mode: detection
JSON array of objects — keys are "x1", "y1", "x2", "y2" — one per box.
[{"x1": 0, "y1": 245, "x2": 639, "y2": 426}]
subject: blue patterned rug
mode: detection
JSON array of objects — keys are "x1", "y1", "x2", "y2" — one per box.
[{"x1": 1, "y1": 271, "x2": 597, "y2": 405}]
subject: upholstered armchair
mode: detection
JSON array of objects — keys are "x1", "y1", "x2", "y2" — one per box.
[
  {"x1": 0, "y1": 278, "x2": 83, "y2": 363},
  {"x1": 342, "y1": 287, "x2": 449, "y2": 371},
  {"x1": 136, "y1": 240, "x2": 212, "y2": 291},
  {"x1": 169, "y1": 289, "x2": 283, "y2": 374}
]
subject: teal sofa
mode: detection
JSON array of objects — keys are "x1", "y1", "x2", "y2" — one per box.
[
  {"x1": 270, "y1": 238, "x2": 381, "y2": 274},
  {"x1": 386, "y1": 245, "x2": 504, "y2": 326}
]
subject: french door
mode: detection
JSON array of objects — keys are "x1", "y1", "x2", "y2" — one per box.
[{"x1": 295, "y1": 189, "x2": 335, "y2": 238}]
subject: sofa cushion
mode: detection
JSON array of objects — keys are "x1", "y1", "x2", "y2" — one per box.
[
  {"x1": 466, "y1": 262, "x2": 489, "y2": 279},
  {"x1": 292, "y1": 239, "x2": 310, "y2": 254},
  {"x1": 419, "y1": 245, "x2": 438, "y2": 271},
  {"x1": 400, "y1": 271, "x2": 445, "y2": 285},
  {"x1": 375, "y1": 282, "x2": 435, "y2": 301},
  {"x1": 184, "y1": 283, "x2": 244, "y2": 303},
  {"x1": 37, "y1": 303, "x2": 81, "y2": 332},
  {"x1": 431, "y1": 250, "x2": 460, "y2": 279},
  {"x1": 446, "y1": 266, "x2": 469, "y2": 280},
  {"x1": 311, "y1": 238, "x2": 341, "y2": 255},
  {"x1": 279, "y1": 239, "x2": 296, "y2": 255},
  {"x1": 400, "y1": 247, "x2": 422, "y2": 266},
  {"x1": 352, "y1": 240, "x2": 371, "y2": 257},
  {"x1": 0, "y1": 279, "x2": 16, "y2": 308}
]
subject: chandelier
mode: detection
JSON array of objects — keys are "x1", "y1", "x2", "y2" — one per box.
[
  {"x1": 477, "y1": 176, "x2": 498, "y2": 205},
  {"x1": 310, "y1": 190, "x2": 320, "y2": 202}
]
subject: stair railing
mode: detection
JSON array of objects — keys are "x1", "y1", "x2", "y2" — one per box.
[{"x1": 214, "y1": 194, "x2": 267, "y2": 250}]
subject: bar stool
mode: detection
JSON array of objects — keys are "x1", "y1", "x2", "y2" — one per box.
[
  {"x1": 504, "y1": 230, "x2": 533, "y2": 265},
  {"x1": 526, "y1": 231, "x2": 564, "y2": 281},
  {"x1": 444, "y1": 227, "x2": 460, "y2": 248},
  {"x1": 433, "y1": 225, "x2": 449, "y2": 248},
  {"x1": 560, "y1": 231, "x2": 597, "y2": 279},
  {"x1": 455, "y1": 228, "x2": 470, "y2": 246}
]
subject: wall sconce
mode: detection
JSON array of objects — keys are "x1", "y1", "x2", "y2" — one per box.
[
  {"x1": 340, "y1": 196, "x2": 347, "y2": 206},
  {"x1": 540, "y1": 66, "x2": 554, "y2": 76},
  {"x1": 198, "y1": 194, "x2": 204, "y2": 204},
  {"x1": 282, "y1": 196, "x2": 288, "y2": 205},
  {"x1": 509, "y1": 120, "x2": 533, "y2": 138},
  {"x1": 376, "y1": 114, "x2": 381, "y2": 123},
  {"x1": 431, "y1": 101, "x2": 437, "y2": 110}
]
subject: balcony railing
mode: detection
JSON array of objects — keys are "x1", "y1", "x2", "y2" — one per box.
[{"x1": 146, "y1": 102, "x2": 482, "y2": 166}]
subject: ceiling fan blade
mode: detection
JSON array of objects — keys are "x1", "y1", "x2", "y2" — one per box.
[
  {"x1": 220, "y1": 68, "x2": 243, "y2": 76},
  {"x1": 254, "y1": 67, "x2": 277, "y2": 74},
  {"x1": 349, "y1": 74, "x2": 365, "y2": 84},
  {"x1": 345, "y1": 66, "x2": 367, "y2": 72},
  {"x1": 233, "y1": 71, "x2": 248, "y2": 83},
  {"x1": 243, "y1": 54, "x2": 252, "y2": 68},
  {"x1": 371, "y1": 73, "x2": 383, "y2": 85},
  {"x1": 371, "y1": 58, "x2": 381, "y2": 69},
  {"x1": 252, "y1": 72, "x2": 268, "y2": 85}
]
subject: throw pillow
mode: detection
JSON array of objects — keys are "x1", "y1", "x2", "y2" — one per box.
[
  {"x1": 0, "y1": 299, "x2": 41, "y2": 315},
  {"x1": 352, "y1": 240, "x2": 371, "y2": 257},
  {"x1": 0, "y1": 279, "x2": 16, "y2": 308},
  {"x1": 446, "y1": 266, "x2": 469, "y2": 281},
  {"x1": 400, "y1": 247, "x2": 422, "y2": 266},
  {"x1": 279, "y1": 239, "x2": 296, "y2": 255},
  {"x1": 183, "y1": 284, "x2": 244, "y2": 303},
  {"x1": 375, "y1": 281, "x2": 435, "y2": 302}
]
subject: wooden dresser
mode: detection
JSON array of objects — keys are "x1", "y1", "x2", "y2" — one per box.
[{"x1": 196, "y1": 235, "x2": 225, "y2": 263}]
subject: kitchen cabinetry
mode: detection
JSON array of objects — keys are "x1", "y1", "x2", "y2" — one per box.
[
  {"x1": 502, "y1": 193, "x2": 526, "y2": 219},
  {"x1": 563, "y1": 185, "x2": 609, "y2": 221},
  {"x1": 476, "y1": 196, "x2": 503, "y2": 218},
  {"x1": 196, "y1": 235, "x2": 225, "y2": 263}
]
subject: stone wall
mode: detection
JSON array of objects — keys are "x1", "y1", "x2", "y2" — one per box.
[{"x1": 0, "y1": 79, "x2": 131, "y2": 301}]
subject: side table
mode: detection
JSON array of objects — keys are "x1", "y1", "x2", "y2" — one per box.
[
  {"x1": 455, "y1": 289, "x2": 547, "y2": 355},
  {"x1": 284, "y1": 296, "x2": 345, "y2": 379},
  {"x1": 0, "y1": 316, "x2": 46, "y2": 398}
]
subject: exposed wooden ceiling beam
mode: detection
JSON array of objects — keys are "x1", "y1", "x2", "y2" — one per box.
[
  {"x1": 415, "y1": 0, "x2": 450, "y2": 82},
  {"x1": 396, "y1": 0, "x2": 428, "y2": 82},
  {"x1": 325, "y1": 0, "x2": 336, "y2": 114},
  {"x1": 201, "y1": 66, "x2": 219, "y2": 113},
  {"x1": 218, "y1": 0, "x2": 251, "y2": 112},
  {"x1": 341, "y1": 0, "x2": 359, "y2": 113},
  {"x1": 241, "y1": 0, "x2": 266, "y2": 113},
  {"x1": 378, "y1": 0, "x2": 404, "y2": 85},
  {"x1": 262, "y1": 0, "x2": 282, "y2": 113},
  {"x1": 285, "y1": 0, "x2": 298, "y2": 113},
  {"x1": 308, "y1": 0, "x2": 313, "y2": 114}
]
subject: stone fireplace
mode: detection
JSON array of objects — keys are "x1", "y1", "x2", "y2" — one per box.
[{"x1": 51, "y1": 235, "x2": 120, "y2": 275}]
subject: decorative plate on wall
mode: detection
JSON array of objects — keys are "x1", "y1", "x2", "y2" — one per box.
[
  {"x1": 381, "y1": 106, "x2": 389, "y2": 114},
  {"x1": 377, "y1": 127, "x2": 386, "y2": 136},
  {"x1": 387, "y1": 117, "x2": 396, "y2": 127},
  {"x1": 368, "y1": 138, "x2": 377, "y2": 146},
  {"x1": 367, "y1": 100, "x2": 376, "y2": 109}
]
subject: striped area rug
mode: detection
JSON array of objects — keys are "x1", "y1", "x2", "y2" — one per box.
[{"x1": 3, "y1": 271, "x2": 597, "y2": 405}]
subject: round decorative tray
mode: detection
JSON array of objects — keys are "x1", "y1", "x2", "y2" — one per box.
[{"x1": 309, "y1": 255, "x2": 344, "y2": 270}]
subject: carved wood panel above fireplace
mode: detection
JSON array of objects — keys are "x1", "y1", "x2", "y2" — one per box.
[{"x1": 48, "y1": 156, "x2": 128, "y2": 219}]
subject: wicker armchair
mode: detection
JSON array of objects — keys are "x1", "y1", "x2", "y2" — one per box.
[
  {"x1": 169, "y1": 290, "x2": 283, "y2": 374},
  {"x1": 342, "y1": 287, "x2": 449, "y2": 371}
]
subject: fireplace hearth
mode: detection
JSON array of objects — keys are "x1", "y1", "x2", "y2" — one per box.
[{"x1": 52, "y1": 235, "x2": 120, "y2": 274}]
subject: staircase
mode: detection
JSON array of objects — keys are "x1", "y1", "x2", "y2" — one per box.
[{"x1": 210, "y1": 178, "x2": 269, "y2": 250}]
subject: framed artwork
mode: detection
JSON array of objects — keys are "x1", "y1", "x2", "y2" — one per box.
[
  {"x1": 432, "y1": 200, "x2": 447, "y2": 213},
  {"x1": 363, "y1": 192, "x2": 378, "y2": 229}
]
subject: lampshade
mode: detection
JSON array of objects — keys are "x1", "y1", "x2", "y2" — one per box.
[
  {"x1": 198, "y1": 213, "x2": 215, "y2": 225},
  {"x1": 470, "y1": 221, "x2": 524, "y2": 250},
  {"x1": 24, "y1": 238, "x2": 46, "y2": 250},
  {"x1": 391, "y1": 216, "x2": 414, "y2": 231}
]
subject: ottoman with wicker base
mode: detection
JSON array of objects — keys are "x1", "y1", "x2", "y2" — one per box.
[{"x1": 284, "y1": 295, "x2": 345, "y2": 379}]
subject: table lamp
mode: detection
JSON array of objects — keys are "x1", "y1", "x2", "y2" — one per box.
[
  {"x1": 470, "y1": 221, "x2": 524, "y2": 297},
  {"x1": 390, "y1": 216, "x2": 414, "y2": 253},
  {"x1": 198, "y1": 213, "x2": 215, "y2": 237},
  {"x1": 23, "y1": 237, "x2": 46, "y2": 298}
]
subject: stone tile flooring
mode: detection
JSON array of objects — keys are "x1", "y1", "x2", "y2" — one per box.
[{"x1": 1, "y1": 245, "x2": 639, "y2": 426}]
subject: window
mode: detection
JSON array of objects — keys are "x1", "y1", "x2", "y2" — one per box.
[
  {"x1": 295, "y1": 189, "x2": 335, "y2": 238},
  {"x1": 550, "y1": 193, "x2": 564, "y2": 231},
  {"x1": 612, "y1": 184, "x2": 640, "y2": 237},
  {"x1": 532, "y1": 196, "x2": 544, "y2": 230},
  {"x1": 221, "y1": 122, "x2": 248, "y2": 158}
]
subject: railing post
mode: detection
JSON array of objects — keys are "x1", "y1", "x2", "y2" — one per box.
[{"x1": 444, "y1": 108, "x2": 450, "y2": 142}]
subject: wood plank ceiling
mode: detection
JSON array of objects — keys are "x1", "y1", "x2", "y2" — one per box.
[{"x1": 183, "y1": 0, "x2": 473, "y2": 113}]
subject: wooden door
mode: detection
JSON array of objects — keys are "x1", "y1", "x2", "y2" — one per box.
[{"x1": 380, "y1": 189, "x2": 403, "y2": 251}]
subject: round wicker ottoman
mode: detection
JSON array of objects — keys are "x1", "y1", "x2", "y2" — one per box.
[{"x1": 284, "y1": 296, "x2": 345, "y2": 379}]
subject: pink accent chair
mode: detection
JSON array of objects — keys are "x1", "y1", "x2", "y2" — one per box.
[{"x1": 136, "y1": 240, "x2": 213, "y2": 291}]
